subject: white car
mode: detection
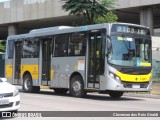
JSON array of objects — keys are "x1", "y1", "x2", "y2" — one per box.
[{"x1": 0, "y1": 78, "x2": 20, "y2": 112}]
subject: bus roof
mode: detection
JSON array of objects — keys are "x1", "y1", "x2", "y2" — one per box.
[
  {"x1": 29, "y1": 26, "x2": 74, "y2": 34},
  {"x1": 7, "y1": 22, "x2": 149, "y2": 40}
]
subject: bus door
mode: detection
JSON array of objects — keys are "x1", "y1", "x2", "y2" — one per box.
[
  {"x1": 41, "y1": 38, "x2": 51, "y2": 86},
  {"x1": 14, "y1": 41, "x2": 22, "y2": 84},
  {"x1": 87, "y1": 32, "x2": 105, "y2": 88}
]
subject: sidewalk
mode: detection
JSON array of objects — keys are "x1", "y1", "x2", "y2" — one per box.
[{"x1": 124, "y1": 92, "x2": 160, "y2": 99}]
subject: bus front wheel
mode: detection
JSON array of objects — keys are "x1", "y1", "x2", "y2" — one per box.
[
  {"x1": 108, "y1": 91, "x2": 124, "y2": 98},
  {"x1": 70, "y1": 75, "x2": 86, "y2": 97}
]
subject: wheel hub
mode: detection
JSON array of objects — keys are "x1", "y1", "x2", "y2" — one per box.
[{"x1": 73, "y1": 81, "x2": 81, "y2": 92}]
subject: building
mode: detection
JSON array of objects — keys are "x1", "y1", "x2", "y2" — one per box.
[
  {"x1": 0, "y1": 0, "x2": 160, "y2": 39},
  {"x1": 0, "y1": 0, "x2": 160, "y2": 78},
  {"x1": 115, "y1": 0, "x2": 160, "y2": 36}
]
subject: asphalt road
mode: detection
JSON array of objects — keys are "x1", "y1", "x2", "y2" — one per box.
[{"x1": 2, "y1": 86, "x2": 160, "y2": 120}]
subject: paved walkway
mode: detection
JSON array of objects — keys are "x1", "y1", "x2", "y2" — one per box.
[{"x1": 124, "y1": 93, "x2": 160, "y2": 99}]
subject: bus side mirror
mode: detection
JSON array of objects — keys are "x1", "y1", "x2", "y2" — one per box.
[
  {"x1": 106, "y1": 38, "x2": 111, "y2": 56},
  {"x1": 107, "y1": 38, "x2": 111, "y2": 49}
]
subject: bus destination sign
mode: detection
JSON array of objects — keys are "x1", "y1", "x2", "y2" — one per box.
[{"x1": 111, "y1": 24, "x2": 150, "y2": 35}]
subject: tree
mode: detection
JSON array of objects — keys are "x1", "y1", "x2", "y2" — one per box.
[
  {"x1": 0, "y1": 40, "x2": 6, "y2": 52},
  {"x1": 61, "y1": 0, "x2": 117, "y2": 25},
  {"x1": 94, "y1": 11, "x2": 118, "y2": 23}
]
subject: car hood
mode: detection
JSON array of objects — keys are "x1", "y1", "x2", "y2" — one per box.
[{"x1": 0, "y1": 82, "x2": 16, "y2": 94}]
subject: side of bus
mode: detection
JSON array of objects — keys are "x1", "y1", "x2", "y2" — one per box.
[{"x1": 5, "y1": 24, "x2": 109, "y2": 97}]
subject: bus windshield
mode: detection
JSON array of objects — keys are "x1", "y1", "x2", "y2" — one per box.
[{"x1": 108, "y1": 35, "x2": 151, "y2": 67}]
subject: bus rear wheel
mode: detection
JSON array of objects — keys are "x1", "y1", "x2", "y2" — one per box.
[
  {"x1": 70, "y1": 75, "x2": 86, "y2": 97},
  {"x1": 53, "y1": 88, "x2": 68, "y2": 94},
  {"x1": 108, "y1": 91, "x2": 124, "y2": 98},
  {"x1": 23, "y1": 74, "x2": 33, "y2": 93},
  {"x1": 23, "y1": 74, "x2": 40, "y2": 93}
]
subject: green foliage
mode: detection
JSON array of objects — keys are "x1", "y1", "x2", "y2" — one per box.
[
  {"x1": 0, "y1": 40, "x2": 6, "y2": 52},
  {"x1": 72, "y1": 18, "x2": 87, "y2": 26},
  {"x1": 101, "y1": 0, "x2": 116, "y2": 9},
  {"x1": 61, "y1": 0, "x2": 117, "y2": 25},
  {"x1": 0, "y1": 44, "x2": 5, "y2": 52},
  {"x1": 95, "y1": 11, "x2": 118, "y2": 23}
]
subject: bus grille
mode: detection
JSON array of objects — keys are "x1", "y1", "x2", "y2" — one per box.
[
  {"x1": 118, "y1": 68, "x2": 151, "y2": 75},
  {"x1": 110, "y1": 64, "x2": 152, "y2": 75},
  {"x1": 122, "y1": 82, "x2": 149, "y2": 88}
]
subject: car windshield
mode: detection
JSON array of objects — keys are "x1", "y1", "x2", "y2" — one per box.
[{"x1": 108, "y1": 35, "x2": 151, "y2": 67}]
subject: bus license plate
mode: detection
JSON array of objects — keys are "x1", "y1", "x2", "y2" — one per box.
[
  {"x1": 132, "y1": 84, "x2": 140, "y2": 89},
  {"x1": 0, "y1": 99, "x2": 9, "y2": 105}
]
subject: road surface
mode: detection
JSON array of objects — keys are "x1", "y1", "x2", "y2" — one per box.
[{"x1": 1, "y1": 86, "x2": 160, "y2": 120}]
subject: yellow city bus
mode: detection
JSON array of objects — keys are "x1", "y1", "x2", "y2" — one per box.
[{"x1": 5, "y1": 23, "x2": 152, "y2": 98}]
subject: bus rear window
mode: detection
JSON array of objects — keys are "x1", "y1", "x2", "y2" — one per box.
[{"x1": 7, "y1": 40, "x2": 14, "y2": 59}]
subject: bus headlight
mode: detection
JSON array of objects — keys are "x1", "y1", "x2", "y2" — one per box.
[
  {"x1": 109, "y1": 71, "x2": 121, "y2": 82},
  {"x1": 109, "y1": 72, "x2": 114, "y2": 78},
  {"x1": 115, "y1": 76, "x2": 120, "y2": 81}
]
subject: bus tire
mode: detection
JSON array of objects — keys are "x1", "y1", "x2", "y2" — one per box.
[
  {"x1": 70, "y1": 75, "x2": 86, "y2": 97},
  {"x1": 108, "y1": 91, "x2": 124, "y2": 98},
  {"x1": 23, "y1": 74, "x2": 33, "y2": 93},
  {"x1": 53, "y1": 88, "x2": 68, "y2": 94}
]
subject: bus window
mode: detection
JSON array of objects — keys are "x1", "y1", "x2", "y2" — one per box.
[
  {"x1": 7, "y1": 40, "x2": 14, "y2": 59},
  {"x1": 69, "y1": 33, "x2": 86, "y2": 56},
  {"x1": 22, "y1": 38, "x2": 39, "y2": 58},
  {"x1": 54, "y1": 34, "x2": 69, "y2": 57}
]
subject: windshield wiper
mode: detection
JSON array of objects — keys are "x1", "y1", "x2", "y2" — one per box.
[
  {"x1": 121, "y1": 35, "x2": 135, "y2": 60},
  {"x1": 143, "y1": 39, "x2": 149, "y2": 61},
  {"x1": 121, "y1": 34, "x2": 131, "y2": 51}
]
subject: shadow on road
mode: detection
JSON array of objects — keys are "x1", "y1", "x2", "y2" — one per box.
[
  {"x1": 84, "y1": 94, "x2": 143, "y2": 101},
  {"x1": 18, "y1": 88, "x2": 143, "y2": 102}
]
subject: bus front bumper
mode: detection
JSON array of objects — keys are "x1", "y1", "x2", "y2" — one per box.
[{"x1": 104, "y1": 76, "x2": 152, "y2": 92}]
